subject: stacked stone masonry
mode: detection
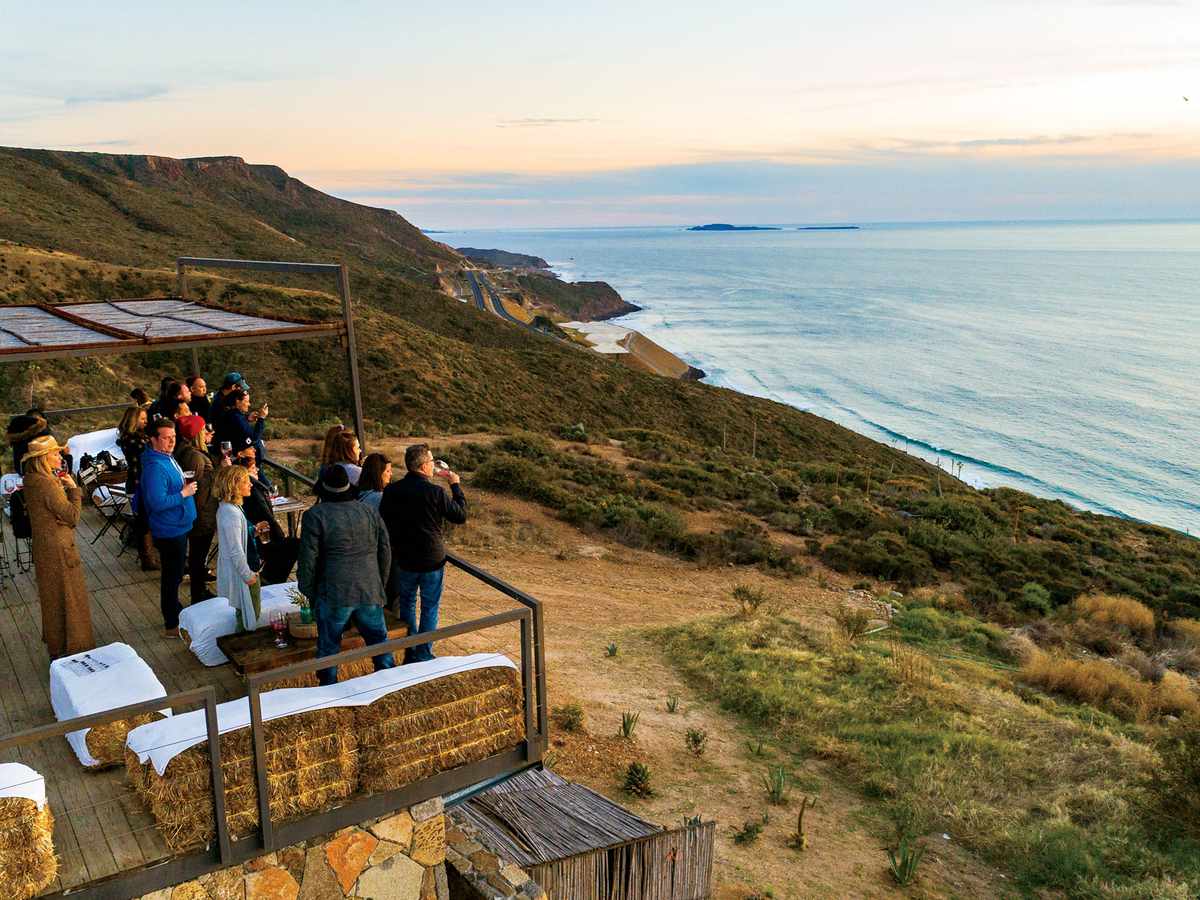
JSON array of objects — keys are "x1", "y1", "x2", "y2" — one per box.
[
  {"x1": 134, "y1": 798, "x2": 452, "y2": 900},
  {"x1": 443, "y1": 811, "x2": 546, "y2": 900}
]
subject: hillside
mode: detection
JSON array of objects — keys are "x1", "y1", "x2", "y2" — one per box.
[{"x1": 0, "y1": 146, "x2": 1197, "y2": 623}]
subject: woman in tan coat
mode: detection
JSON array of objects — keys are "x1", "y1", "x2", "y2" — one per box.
[{"x1": 22, "y1": 435, "x2": 94, "y2": 659}]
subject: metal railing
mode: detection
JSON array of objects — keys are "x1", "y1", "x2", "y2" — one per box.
[{"x1": 0, "y1": 457, "x2": 547, "y2": 899}]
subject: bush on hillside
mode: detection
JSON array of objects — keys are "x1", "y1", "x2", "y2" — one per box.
[
  {"x1": 1020, "y1": 582, "x2": 1053, "y2": 615},
  {"x1": 1169, "y1": 618, "x2": 1200, "y2": 648},
  {"x1": 1021, "y1": 650, "x2": 1198, "y2": 722},
  {"x1": 1145, "y1": 715, "x2": 1200, "y2": 837},
  {"x1": 1072, "y1": 594, "x2": 1156, "y2": 641}
]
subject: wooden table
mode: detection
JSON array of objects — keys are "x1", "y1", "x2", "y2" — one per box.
[
  {"x1": 216, "y1": 609, "x2": 408, "y2": 677},
  {"x1": 269, "y1": 496, "x2": 309, "y2": 538}
]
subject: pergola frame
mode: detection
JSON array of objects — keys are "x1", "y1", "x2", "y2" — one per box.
[{"x1": 175, "y1": 257, "x2": 367, "y2": 447}]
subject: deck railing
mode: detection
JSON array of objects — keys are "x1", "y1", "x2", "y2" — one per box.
[{"x1": 0, "y1": 458, "x2": 547, "y2": 900}]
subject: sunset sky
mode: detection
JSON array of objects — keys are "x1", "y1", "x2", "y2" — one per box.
[{"x1": 3, "y1": 1, "x2": 1200, "y2": 226}]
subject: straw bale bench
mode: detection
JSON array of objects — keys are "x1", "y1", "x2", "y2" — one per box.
[
  {"x1": 354, "y1": 658, "x2": 524, "y2": 793},
  {"x1": 0, "y1": 763, "x2": 57, "y2": 898},
  {"x1": 126, "y1": 702, "x2": 357, "y2": 852},
  {"x1": 50, "y1": 643, "x2": 170, "y2": 769},
  {"x1": 124, "y1": 654, "x2": 523, "y2": 852}
]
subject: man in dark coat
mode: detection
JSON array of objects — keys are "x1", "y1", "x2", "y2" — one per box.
[
  {"x1": 298, "y1": 465, "x2": 393, "y2": 685},
  {"x1": 378, "y1": 443, "x2": 467, "y2": 663}
]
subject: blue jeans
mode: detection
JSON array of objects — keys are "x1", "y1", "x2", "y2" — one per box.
[
  {"x1": 389, "y1": 566, "x2": 444, "y2": 663},
  {"x1": 315, "y1": 603, "x2": 395, "y2": 686}
]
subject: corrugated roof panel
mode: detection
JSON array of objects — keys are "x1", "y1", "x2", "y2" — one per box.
[{"x1": 0, "y1": 306, "x2": 121, "y2": 347}]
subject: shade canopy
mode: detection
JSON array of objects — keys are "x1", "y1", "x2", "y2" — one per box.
[{"x1": 0, "y1": 298, "x2": 340, "y2": 361}]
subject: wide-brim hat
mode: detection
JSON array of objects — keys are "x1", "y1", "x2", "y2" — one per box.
[
  {"x1": 21, "y1": 434, "x2": 64, "y2": 465},
  {"x1": 316, "y1": 464, "x2": 352, "y2": 498}
]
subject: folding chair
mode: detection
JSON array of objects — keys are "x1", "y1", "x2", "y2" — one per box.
[
  {"x1": 1, "y1": 475, "x2": 32, "y2": 574},
  {"x1": 89, "y1": 482, "x2": 132, "y2": 546}
]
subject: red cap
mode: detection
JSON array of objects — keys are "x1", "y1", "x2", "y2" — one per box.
[{"x1": 177, "y1": 415, "x2": 206, "y2": 441}]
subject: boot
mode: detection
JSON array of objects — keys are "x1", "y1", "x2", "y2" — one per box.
[{"x1": 139, "y1": 532, "x2": 160, "y2": 571}]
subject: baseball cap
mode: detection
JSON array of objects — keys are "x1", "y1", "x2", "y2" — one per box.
[{"x1": 222, "y1": 372, "x2": 250, "y2": 390}]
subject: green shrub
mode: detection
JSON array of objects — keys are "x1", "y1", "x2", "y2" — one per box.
[
  {"x1": 1145, "y1": 715, "x2": 1200, "y2": 836},
  {"x1": 1020, "y1": 582, "x2": 1053, "y2": 615},
  {"x1": 551, "y1": 703, "x2": 585, "y2": 733}
]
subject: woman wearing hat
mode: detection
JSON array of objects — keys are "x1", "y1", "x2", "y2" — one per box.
[
  {"x1": 174, "y1": 414, "x2": 219, "y2": 605},
  {"x1": 22, "y1": 435, "x2": 94, "y2": 659}
]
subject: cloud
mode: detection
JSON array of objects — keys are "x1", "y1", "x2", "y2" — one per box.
[
  {"x1": 303, "y1": 155, "x2": 1200, "y2": 228},
  {"x1": 62, "y1": 84, "x2": 168, "y2": 106},
  {"x1": 63, "y1": 139, "x2": 136, "y2": 148},
  {"x1": 495, "y1": 117, "x2": 599, "y2": 128}
]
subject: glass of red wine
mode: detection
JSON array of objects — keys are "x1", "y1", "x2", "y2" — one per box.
[{"x1": 272, "y1": 611, "x2": 288, "y2": 648}]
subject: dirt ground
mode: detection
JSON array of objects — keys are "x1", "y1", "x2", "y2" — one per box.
[{"x1": 276, "y1": 437, "x2": 1013, "y2": 899}]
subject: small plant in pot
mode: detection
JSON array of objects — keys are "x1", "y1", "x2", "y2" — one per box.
[{"x1": 289, "y1": 587, "x2": 313, "y2": 624}]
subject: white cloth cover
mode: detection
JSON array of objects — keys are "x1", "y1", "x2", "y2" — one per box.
[
  {"x1": 66, "y1": 427, "x2": 124, "y2": 474},
  {"x1": 50, "y1": 642, "x2": 171, "y2": 768},
  {"x1": 0, "y1": 763, "x2": 46, "y2": 809},
  {"x1": 127, "y1": 653, "x2": 517, "y2": 775},
  {"x1": 177, "y1": 582, "x2": 301, "y2": 666}
]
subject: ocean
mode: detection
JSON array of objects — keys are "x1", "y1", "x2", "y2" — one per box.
[{"x1": 432, "y1": 221, "x2": 1200, "y2": 535}]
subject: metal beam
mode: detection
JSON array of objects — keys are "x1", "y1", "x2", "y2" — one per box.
[
  {"x1": 176, "y1": 257, "x2": 343, "y2": 276},
  {"x1": 338, "y1": 264, "x2": 367, "y2": 450}
]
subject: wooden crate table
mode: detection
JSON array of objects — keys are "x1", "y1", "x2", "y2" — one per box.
[{"x1": 216, "y1": 609, "x2": 407, "y2": 677}]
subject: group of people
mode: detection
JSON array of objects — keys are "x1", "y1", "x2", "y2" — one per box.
[
  {"x1": 7, "y1": 379, "x2": 469, "y2": 680},
  {"x1": 118, "y1": 372, "x2": 285, "y2": 640},
  {"x1": 299, "y1": 433, "x2": 467, "y2": 684}
]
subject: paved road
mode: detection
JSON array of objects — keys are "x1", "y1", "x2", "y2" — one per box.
[
  {"x1": 465, "y1": 270, "x2": 488, "y2": 311},
  {"x1": 479, "y1": 273, "x2": 523, "y2": 324}
]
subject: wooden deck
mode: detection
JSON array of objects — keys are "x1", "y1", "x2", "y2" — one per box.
[{"x1": 0, "y1": 507, "x2": 245, "y2": 895}]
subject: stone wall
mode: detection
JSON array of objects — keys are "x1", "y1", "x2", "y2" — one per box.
[
  {"x1": 136, "y1": 798, "x2": 449, "y2": 900},
  {"x1": 444, "y1": 811, "x2": 545, "y2": 900}
]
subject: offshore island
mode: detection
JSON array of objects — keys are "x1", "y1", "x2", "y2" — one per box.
[{"x1": 687, "y1": 223, "x2": 781, "y2": 231}]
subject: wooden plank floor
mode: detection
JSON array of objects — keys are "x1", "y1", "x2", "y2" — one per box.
[{"x1": 0, "y1": 507, "x2": 245, "y2": 894}]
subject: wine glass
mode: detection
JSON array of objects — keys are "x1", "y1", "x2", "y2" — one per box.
[{"x1": 272, "y1": 611, "x2": 288, "y2": 648}]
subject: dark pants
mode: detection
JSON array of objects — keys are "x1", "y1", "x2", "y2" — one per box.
[
  {"x1": 315, "y1": 603, "x2": 394, "y2": 686},
  {"x1": 187, "y1": 529, "x2": 214, "y2": 605},
  {"x1": 389, "y1": 566, "x2": 444, "y2": 664},
  {"x1": 260, "y1": 536, "x2": 300, "y2": 585},
  {"x1": 153, "y1": 535, "x2": 188, "y2": 629}
]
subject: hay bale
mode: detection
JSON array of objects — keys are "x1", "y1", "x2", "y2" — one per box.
[
  {"x1": 0, "y1": 797, "x2": 56, "y2": 899},
  {"x1": 128, "y1": 707, "x2": 357, "y2": 852},
  {"x1": 257, "y1": 655, "x2": 378, "y2": 690},
  {"x1": 84, "y1": 711, "x2": 166, "y2": 770},
  {"x1": 356, "y1": 666, "x2": 524, "y2": 793},
  {"x1": 50, "y1": 643, "x2": 171, "y2": 769}
]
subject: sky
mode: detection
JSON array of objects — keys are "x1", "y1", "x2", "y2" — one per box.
[{"x1": 2, "y1": 0, "x2": 1200, "y2": 227}]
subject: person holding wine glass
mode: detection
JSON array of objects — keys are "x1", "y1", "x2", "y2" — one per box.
[
  {"x1": 22, "y1": 435, "x2": 94, "y2": 659},
  {"x1": 213, "y1": 466, "x2": 263, "y2": 631}
]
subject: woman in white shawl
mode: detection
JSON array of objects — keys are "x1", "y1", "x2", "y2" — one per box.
[{"x1": 213, "y1": 465, "x2": 261, "y2": 629}]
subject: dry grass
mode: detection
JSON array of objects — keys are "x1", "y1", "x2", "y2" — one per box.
[
  {"x1": 1021, "y1": 649, "x2": 1199, "y2": 722},
  {"x1": 1072, "y1": 594, "x2": 1156, "y2": 640},
  {"x1": 1169, "y1": 618, "x2": 1200, "y2": 648},
  {"x1": 0, "y1": 797, "x2": 56, "y2": 899}
]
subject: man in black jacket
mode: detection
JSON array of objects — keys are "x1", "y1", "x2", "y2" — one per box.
[
  {"x1": 378, "y1": 443, "x2": 467, "y2": 663},
  {"x1": 235, "y1": 448, "x2": 299, "y2": 584}
]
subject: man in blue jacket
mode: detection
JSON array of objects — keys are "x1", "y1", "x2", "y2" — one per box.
[{"x1": 140, "y1": 419, "x2": 197, "y2": 636}]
